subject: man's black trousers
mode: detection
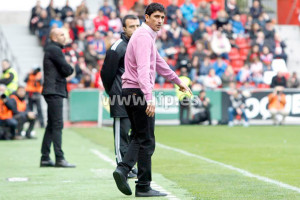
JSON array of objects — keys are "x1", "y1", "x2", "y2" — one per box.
[
  {"x1": 118, "y1": 88, "x2": 155, "y2": 190},
  {"x1": 14, "y1": 112, "x2": 35, "y2": 136},
  {"x1": 41, "y1": 95, "x2": 64, "y2": 161},
  {"x1": 113, "y1": 117, "x2": 131, "y2": 164}
]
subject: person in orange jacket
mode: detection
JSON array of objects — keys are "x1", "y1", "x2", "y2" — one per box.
[
  {"x1": 0, "y1": 84, "x2": 18, "y2": 140},
  {"x1": 268, "y1": 86, "x2": 288, "y2": 125},
  {"x1": 10, "y1": 86, "x2": 36, "y2": 139},
  {"x1": 24, "y1": 67, "x2": 44, "y2": 128}
]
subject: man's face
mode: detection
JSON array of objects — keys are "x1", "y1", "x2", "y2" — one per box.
[
  {"x1": 124, "y1": 19, "x2": 140, "y2": 38},
  {"x1": 1, "y1": 61, "x2": 10, "y2": 71},
  {"x1": 17, "y1": 88, "x2": 26, "y2": 98},
  {"x1": 54, "y1": 29, "x2": 66, "y2": 45},
  {"x1": 145, "y1": 11, "x2": 165, "y2": 32}
]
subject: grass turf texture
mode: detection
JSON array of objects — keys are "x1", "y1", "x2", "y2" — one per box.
[{"x1": 0, "y1": 126, "x2": 299, "y2": 199}]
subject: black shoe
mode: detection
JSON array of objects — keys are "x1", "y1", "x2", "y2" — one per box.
[
  {"x1": 40, "y1": 160, "x2": 55, "y2": 167},
  {"x1": 113, "y1": 168, "x2": 132, "y2": 195},
  {"x1": 135, "y1": 188, "x2": 167, "y2": 197},
  {"x1": 55, "y1": 160, "x2": 76, "y2": 168},
  {"x1": 127, "y1": 171, "x2": 137, "y2": 179}
]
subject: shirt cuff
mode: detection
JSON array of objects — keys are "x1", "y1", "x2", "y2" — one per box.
[{"x1": 145, "y1": 93, "x2": 152, "y2": 102}]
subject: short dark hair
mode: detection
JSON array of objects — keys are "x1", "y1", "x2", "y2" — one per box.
[
  {"x1": 122, "y1": 15, "x2": 139, "y2": 27},
  {"x1": 145, "y1": 3, "x2": 166, "y2": 17}
]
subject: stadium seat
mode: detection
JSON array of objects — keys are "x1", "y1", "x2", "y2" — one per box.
[
  {"x1": 188, "y1": 46, "x2": 196, "y2": 58},
  {"x1": 240, "y1": 14, "x2": 248, "y2": 26},
  {"x1": 235, "y1": 37, "x2": 249, "y2": 49},
  {"x1": 271, "y1": 59, "x2": 288, "y2": 73},
  {"x1": 163, "y1": 83, "x2": 174, "y2": 89},
  {"x1": 258, "y1": 83, "x2": 270, "y2": 88},
  {"x1": 167, "y1": 59, "x2": 177, "y2": 67},
  {"x1": 67, "y1": 83, "x2": 78, "y2": 92},
  {"x1": 182, "y1": 36, "x2": 192, "y2": 48},
  {"x1": 154, "y1": 83, "x2": 162, "y2": 89},
  {"x1": 263, "y1": 71, "x2": 277, "y2": 85},
  {"x1": 231, "y1": 59, "x2": 244, "y2": 73},
  {"x1": 229, "y1": 48, "x2": 240, "y2": 60},
  {"x1": 239, "y1": 48, "x2": 249, "y2": 60}
]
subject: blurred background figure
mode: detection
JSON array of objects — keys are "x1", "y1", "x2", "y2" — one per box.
[
  {"x1": 190, "y1": 90, "x2": 212, "y2": 125},
  {"x1": 228, "y1": 89, "x2": 248, "y2": 127},
  {"x1": 0, "y1": 59, "x2": 18, "y2": 96},
  {"x1": 24, "y1": 66, "x2": 44, "y2": 128},
  {"x1": 268, "y1": 86, "x2": 288, "y2": 125},
  {"x1": 10, "y1": 86, "x2": 36, "y2": 139},
  {"x1": 0, "y1": 84, "x2": 18, "y2": 140}
]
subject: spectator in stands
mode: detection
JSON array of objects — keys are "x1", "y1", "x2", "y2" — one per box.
[
  {"x1": 10, "y1": 86, "x2": 36, "y2": 139},
  {"x1": 263, "y1": 20, "x2": 275, "y2": 40},
  {"x1": 228, "y1": 89, "x2": 249, "y2": 127},
  {"x1": 93, "y1": 31, "x2": 106, "y2": 59},
  {"x1": 132, "y1": 0, "x2": 146, "y2": 21},
  {"x1": 199, "y1": 56, "x2": 213, "y2": 77},
  {"x1": 202, "y1": 33, "x2": 212, "y2": 53},
  {"x1": 274, "y1": 33, "x2": 288, "y2": 62},
  {"x1": 194, "y1": 1, "x2": 211, "y2": 21},
  {"x1": 100, "y1": 0, "x2": 114, "y2": 18},
  {"x1": 166, "y1": 0, "x2": 179, "y2": 23},
  {"x1": 65, "y1": 55, "x2": 79, "y2": 84},
  {"x1": 187, "y1": 16, "x2": 199, "y2": 34},
  {"x1": 287, "y1": 72, "x2": 299, "y2": 88},
  {"x1": 268, "y1": 86, "x2": 288, "y2": 125},
  {"x1": 222, "y1": 65, "x2": 236, "y2": 88},
  {"x1": 250, "y1": 55, "x2": 263, "y2": 85},
  {"x1": 211, "y1": 30, "x2": 231, "y2": 59},
  {"x1": 37, "y1": 10, "x2": 50, "y2": 42},
  {"x1": 252, "y1": 31, "x2": 265, "y2": 52},
  {"x1": 157, "y1": 31, "x2": 177, "y2": 58},
  {"x1": 175, "y1": 8, "x2": 187, "y2": 29},
  {"x1": 117, "y1": 0, "x2": 128, "y2": 18},
  {"x1": 24, "y1": 67, "x2": 44, "y2": 128},
  {"x1": 50, "y1": 13, "x2": 63, "y2": 28},
  {"x1": 271, "y1": 71, "x2": 287, "y2": 88},
  {"x1": 0, "y1": 84, "x2": 18, "y2": 140},
  {"x1": 203, "y1": 14, "x2": 215, "y2": 27},
  {"x1": 93, "y1": 10, "x2": 109, "y2": 33},
  {"x1": 215, "y1": 10, "x2": 229, "y2": 30},
  {"x1": 237, "y1": 64, "x2": 251, "y2": 83},
  {"x1": 61, "y1": 0, "x2": 74, "y2": 21},
  {"x1": 104, "y1": 30, "x2": 118, "y2": 50},
  {"x1": 231, "y1": 14, "x2": 245, "y2": 35},
  {"x1": 249, "y1": 22, "x2": 261, "y2": 40},
  {"x1": 0, "y1": 59, "x2": 18, "y2": 96},
  {"x1": 203, "y1": 68, "x2": 222, "y2": 90},
  {"x1": 244, "y1": 15, "x2": 253, "y2": 33},
  {"x1": 210, "y1": 0, "x2": 221, "y2": 20},
  {"x1": 260, "y1": 46, "x2": 273, "y2": 71},
  {"x1": 247, "y1": 44, "x2": 260, "y2": 63},
  {"x1": 180, "y1": 0, "x2": 195, "y2": 21},
  {"x1": 108, "y1": 11, "x2": 122, "y2": 33},
  {"x1": 213, "y1": 56, "x2": 228, "y2": 77},
  {"x1": 81, "y1": 12, "x2": 94, "y2": 33},
  {"x1": 84, "y1": 43, "x2": 100, "y2": 69},
  {"x1": 192, "y1": 21, "x2": 206, "y2": 44},
  {"x1": 75, "y1": 0, "x2": 89, "y2": 17},
  {"x1": 190, "y1": 90, "x2": 212, "y2": 125},
  {"x1": 192, "y1": 41, "x2": 207, "y2": 71},
  {"x1": 176, "y1": 46, "x2": 191, "y2": 71},
  {"x1": 257, "y1": 12, "x2": 269, "y2": 27},
  {"x1": 250, "y1": 0, "x2": 263, "y2": 20},
  {"x1": 78, "y1": 74, "x2": 94, "y2": 88},
  {"x1": 167, "y1": 21, "x2": 183, "y2": 47},
  {"x1": 29, "y1": 0, "x2": 42, "y2": 34},
  {"x1": 176, "y1": 68, "x2": 192, "y2": 125},
  {"x1": 46, "y1": 0, "x2": 57, "y2": 20},
  {"x1": 225, "y1": 0, "x2": 240, "y2": 19}
]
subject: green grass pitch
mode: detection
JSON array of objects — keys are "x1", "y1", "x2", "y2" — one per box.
[{"x1": 0, "y1": 125, "x2": 300, "y2": 200}]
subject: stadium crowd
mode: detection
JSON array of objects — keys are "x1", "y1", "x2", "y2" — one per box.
[{"x1": 28, "y1": 0, "x2": 299, "y2": 91}]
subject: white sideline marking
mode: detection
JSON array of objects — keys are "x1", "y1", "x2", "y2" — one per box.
[
  {"x1": 157, "y1": 143, "x2": 300, "y2": 194},
  {"x1": 90, "y1": 149, "x2": 180, "y2": 200}
]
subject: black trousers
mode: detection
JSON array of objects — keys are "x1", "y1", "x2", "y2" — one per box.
[
  {"x1": 14, "y1": 112, "x2": 35, "y2": 136},
  {"x1": 0, "y1": 118, "x2": 17, "y2": 138},
  {"x1": 179, "y1": 97, "x2": 190, "y2": 125},
  {"x1": 190, "y1": 108, "x2": 212, "y2": 125},
  {"x1": 28, "y1": 93, "x2": 44, "y2": 127},
  {"x1": 113, "y1": 117, "x2": 131, "y2": 164},
  {"x1": 118, "y1": 88, "x2": 155, "y2": 190},
  {"x1": 41, "y1": 95, "x2": 64, "y2": 161}
]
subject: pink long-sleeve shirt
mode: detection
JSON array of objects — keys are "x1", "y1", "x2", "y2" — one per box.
[{"x1": 122, "y1": 23, "x2": 181, "y2": 101}]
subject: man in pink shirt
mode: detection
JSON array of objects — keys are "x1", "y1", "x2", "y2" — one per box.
[{"x1": 113, "y1": 3, "x2": 191, "y2": 197}]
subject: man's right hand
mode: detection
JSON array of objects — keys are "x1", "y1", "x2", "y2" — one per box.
[{"x1": 146, "y1": 101, "x2": 155, "y2": 117}]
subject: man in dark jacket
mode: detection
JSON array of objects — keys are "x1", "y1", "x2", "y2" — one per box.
[
  {"x1": 271, "y1": 71, "x2": 287, "y2": 88},
  {"x1": 41, "y1": 28, "x2": 75, "y2": 168},
  {"x1": 101, "y1": 15, "x2": 140, "y2": 178}
]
